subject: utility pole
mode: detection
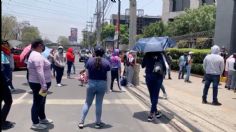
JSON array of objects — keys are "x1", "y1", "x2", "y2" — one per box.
[
  {"x1": 129, "y1": 0, "x2": 137, "y2": 48},
  {"x1": 87, "y1": 18, "x2": 93, "y2": 49},
  {"x1": 96, "y1": 0, "x2": 102, "y2": 46},
  {"x1": 111, "y1": 0, "x2": 121, "y2": 49}
]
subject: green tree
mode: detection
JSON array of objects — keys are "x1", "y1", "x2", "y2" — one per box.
[
  {"x1": 143, "y1": 21, "x2": 166, "y2": 37},
  {"x1": 21, "y1": 26, "x2": 41, "y2": 44},
  {"x1": 166, "y1": 5, "x2": 216, "y2": 36},
  {"x1": 57, "y1": 36, "x2": 70, "y2": 46},
  {"x1": 101, "y1": 24, "x2": 115, "y2": 40},
  {"x1": 2, "y1": 16, "x2": 18, "y2": 40}
]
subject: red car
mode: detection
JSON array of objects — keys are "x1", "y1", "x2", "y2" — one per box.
[{"x1": 12, "y1": 48, "x2": 27, "y2": 69}]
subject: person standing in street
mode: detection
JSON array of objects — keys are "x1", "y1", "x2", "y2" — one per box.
[
  {"x1": 126, "y1": 50, "x2": 136, "y2": 87},
  {"x1": 202, "y1": 45, "x2": 224, "y2": 105},
  {"x1": 66, "y1": 47, "x2": 75, "y2": 79},
  {"x1": 178, "y1": 53, "x2": 187, "y2": 79},
  {"x1": 54, "y1": 46, "x2": 66, "y2": 87},
  {"x1": 1, "y1": 40, "x2": 15, "y2": 92},
  {"x1": 110, "y1": 49, "x2": 123, "y2": 92},
  {"x1": 1, "y1": 64, "x2": 14, "y2": 130},
  {"x1": 27, "y1": 39, "x2": 53, "y2": 130},
  {"x1": 48, "y1": 49, "x2": 56, "y2": 77},
  {"x1": 165, "y1": 52, "x2": 173, "y2": 79},
  {"x1": 225, "y1": 53, "x2": 236, "y2": 92},
  {"x1": 78, "y1": 46, "x2": 111, "y2": 129},
  {"x1": 141, "y1": 52, "x2": 167, "y2": 121},
  {"x1": 184, "y1": 52, "x2": 193, "y2": 83}
]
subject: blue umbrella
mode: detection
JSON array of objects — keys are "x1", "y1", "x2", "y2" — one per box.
[
  {"x1": 41, "y1": 47, "x2": 52, "y2": 59},
  {"x1": 133, "y1": 37, "x2": 176, "y2": 52}
]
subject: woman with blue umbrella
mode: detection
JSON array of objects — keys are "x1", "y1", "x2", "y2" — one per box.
[{"x1": 135, "y1": 37, "x2": 175, "y2": 121}]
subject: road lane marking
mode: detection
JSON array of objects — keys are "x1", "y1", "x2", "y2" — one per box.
[
  {"x1": 14, "y1": 99, "x2": 139, "y2": 105},
  {"x1": 13, "y1": 92, "x2": 29, "y2": 105}
]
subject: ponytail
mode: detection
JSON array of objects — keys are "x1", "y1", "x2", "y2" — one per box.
[{"x1": 95, "y1": 56, "x2": 102, "y2": 70}]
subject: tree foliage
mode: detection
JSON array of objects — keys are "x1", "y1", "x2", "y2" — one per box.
[
  {"x1": 21, "y1": 26, "x2": 41, "y2": 44},
  {"x1": 141, "y1": 5, "x2": 216, "y2": 38},
  {"x1": 143, "y1": 21, "x2": 166, "y2": 37},
  {"x1": 2, "y1": 16, "x2": 18, "y2": 40},
  {"x1": 166, "y1": 5, "x2": 216, "y2": 36},
  {"x1": 101, "y1": 24, "x2": 129, "y2": 44},
  {"x1": 57, "y1": 36, "x2": 70, "y2": 46}
]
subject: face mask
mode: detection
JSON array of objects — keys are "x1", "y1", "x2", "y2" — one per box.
[{"x1": 58, "y1": 49, "x2": 63, "y2": 53}]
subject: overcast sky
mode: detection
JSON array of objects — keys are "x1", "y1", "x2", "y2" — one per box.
[{"x1": 2, "y1": 0, "x2": 163, "y2": 42}]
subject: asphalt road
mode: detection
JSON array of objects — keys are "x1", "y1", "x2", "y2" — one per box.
[{"x1": 5, "y1": 58, "x2": 173, "y2": 132}]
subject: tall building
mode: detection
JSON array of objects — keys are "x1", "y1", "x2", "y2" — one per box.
[
  {"x1": 110, "y1": 14, "x2": 161, "y2": 34},
  {"x1": 162, "y1": 0, "x2": 216, "y2": 22}
]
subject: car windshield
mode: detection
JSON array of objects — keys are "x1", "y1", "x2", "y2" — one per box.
[{"x1": 12, "y1": 49, "x2": 23, "y2": 55}]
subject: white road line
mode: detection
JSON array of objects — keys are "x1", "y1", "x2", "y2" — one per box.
[
  {"x1": 14, "y1": 99, "x2": 138, "y2": 105},
  {"x1": 13, "y1": 92, "x2": 29, "y2": 105}
]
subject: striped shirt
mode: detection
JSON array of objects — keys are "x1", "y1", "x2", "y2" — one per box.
[{"x1": 27, "y1": 51, "x2": 51, "y2": 89}]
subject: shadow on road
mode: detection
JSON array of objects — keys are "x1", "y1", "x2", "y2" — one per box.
[
  {"x1": 133, "y1": 111, "x2": 174, "y2": 124},
  {"x1": 31, "y1": 123, "x2": 54, "y2": 132},
  {"x1": 84, "y1": 123, "x2": 112, "y2": 129},
  {"x1": 11, "y1": 89, "x2": 26, "y2": 94}
]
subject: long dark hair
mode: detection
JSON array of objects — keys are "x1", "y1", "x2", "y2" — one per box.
[
  {"x1": 95, "y1": 56, "x2": 102, "y2": 70},
  {"x1": 94, "y1": 46, "x2": 105, "y2": 70}
]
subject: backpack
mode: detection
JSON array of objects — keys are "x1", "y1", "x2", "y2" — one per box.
[{"x1": 152, "y1": 56, "x2": 164, "y2": 76}]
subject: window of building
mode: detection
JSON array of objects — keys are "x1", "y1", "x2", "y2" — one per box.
[{"x1": 172, "y1": 0, "x2": 177, "y2": 11}]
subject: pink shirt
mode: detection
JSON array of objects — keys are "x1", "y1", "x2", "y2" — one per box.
[{"x1": 27, "y1": 51, "x2": 51, "y2": 89}]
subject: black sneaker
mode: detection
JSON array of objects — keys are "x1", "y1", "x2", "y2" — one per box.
[
  {"x1": 95, "y1": 122, "x2": 105, "y2": 129},
  {"x1": 1, "y1": 121, "x2": 14, "y2": 130},
  {"x1": 212, "y1": 101, "x2": 222, "y2": 106},
  {"x1": 202, "y1": 99, "x2": 208, "y2": 104},
  {"x1": 155, "y1": 111, "x2": 162, "y2": 118},
  {"x1": 78, "y1": 123, "x2": 84, "y2": 129},
  {"x1": 147, "y1": 115, "x2": 154, "y2": 122}
]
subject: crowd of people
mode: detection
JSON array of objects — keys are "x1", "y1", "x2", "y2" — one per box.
[{"x1": 1, "y1": 38, "x2": 236, "y2": 130}]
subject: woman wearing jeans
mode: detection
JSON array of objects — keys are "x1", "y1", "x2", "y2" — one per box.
[
  {"x1": 27, "y1": 39, "x2": 53, "y2": 130},
  {"x1": 142, "y1": 52, "x2": 167, "y2": 121},
  {"x1": 78, "y1": 46, "x2": 111, "y2": 129}
]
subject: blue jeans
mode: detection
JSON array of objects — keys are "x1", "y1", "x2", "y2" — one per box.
[
  {"x1": 3, "y1": 64, "x2": 14, "y2": 89},
  {"x1": 145, "y1": 74, "x2": 163, "y2": 113},
  {"x1": 29, "y1": 82, "x2": 51, "y2": 124},
  {"x1": 80, "y1": 80, "x2": 107, "y2": 123},
  {"x1": 178, "y1": 65, "x2": 185, "y2": 79},
  {"x1": 67, "y1": 61, "x2": 73, "y2": 77},
  {"x1": 185, "y1": 65, "x2": 191, "y2": 81},
  {"x1": 202, "y1": 74, "x2": 220, "y2": 102}
]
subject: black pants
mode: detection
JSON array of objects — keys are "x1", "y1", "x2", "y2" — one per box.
[
  {"x1": 29, "y1": 82, "x2": 51, "y2": 124},
  {"x1": 1, "y1": 71, "x2": 13, "y2": 124},
  {"x1": 55, "y1": 65, "x2": 64, "y2": 84},
  {"x1": 51, "y1": 63, "x2": 56, "y2": 77},
  {"x1": 110, "y1": 68, "x2": 121, "y2": 90},
  {"x1": 67, "y1": 61, "x2": 73, "y2": 77}
]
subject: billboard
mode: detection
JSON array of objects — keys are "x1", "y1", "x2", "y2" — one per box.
[{"x1": 69, "y1": 28, "x2": 78, "y2": 42}]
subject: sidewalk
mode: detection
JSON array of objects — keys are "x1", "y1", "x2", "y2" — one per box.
[{"x1": 130, "y1": 67, "x2": 236, "y2": 132}]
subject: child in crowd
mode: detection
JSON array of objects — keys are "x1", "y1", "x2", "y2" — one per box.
[{"x1": 78, "y1": 69, "x2": 88, "y2": 86}]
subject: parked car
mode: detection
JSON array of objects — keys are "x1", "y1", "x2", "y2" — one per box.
[{"x1": 11, "y1": 48, "x2": 27, "y2": 69}]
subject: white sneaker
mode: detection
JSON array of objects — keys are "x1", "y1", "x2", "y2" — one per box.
[
  {"x1": 57, "y1": 84, "x2": 62, "y2": 87},
  {"x1": 39, "y1": 118, "x2": 53, "y2": 124},
  {"x1": 163, "y1": 94, "x2": 168, "y2": 99},
  {"x1": 31, "y1": 123, "x2": 47, "y2": 130}
]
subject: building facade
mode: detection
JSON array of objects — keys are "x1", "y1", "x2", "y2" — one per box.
[
  {"x1": 162, "y1": 0, "x2": 216, "y2": 22},
  {"x1": 110, "y1": 14, "x2": 161, "y2": 34}
]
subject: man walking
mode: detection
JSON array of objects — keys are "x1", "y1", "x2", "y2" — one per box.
[
  {"x1": 202, "y1": 45, "x2": 224, "y2": 105},
  {"x1": 185, "y1": 52, "x2": 193, "y2": 83}
]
